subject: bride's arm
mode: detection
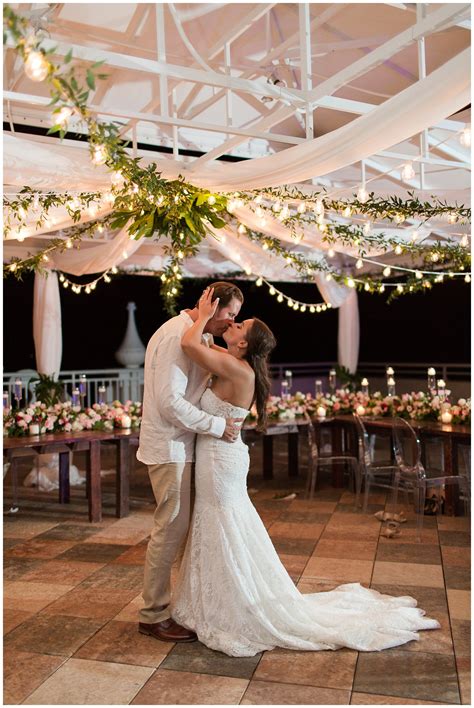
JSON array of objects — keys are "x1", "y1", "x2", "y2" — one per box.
[{"x1": 182, "y1": 289, "x2": 240, "y2": 378}]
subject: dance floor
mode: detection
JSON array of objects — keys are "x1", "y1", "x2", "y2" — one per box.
[{"x1": 3, "y1": 437, "x2": 470, "y2": 705}]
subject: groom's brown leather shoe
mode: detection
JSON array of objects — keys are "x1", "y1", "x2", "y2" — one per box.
[{"x1": 139, "y1": 619, "x2": 197, "y2": 643}]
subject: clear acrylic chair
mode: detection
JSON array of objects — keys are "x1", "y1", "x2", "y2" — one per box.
[
  {"x1": 304, "y1": 412, "x2": 360, "y2": 500},
  {"x1": 458, "y1": 444, "x2": 471, "y2": 516},
  {"x1": 352, "y1": 413, "x2": 400, "y2": 513},
  {"x1": 391, "y1": 417, "x2": 467, "y2": 541}
]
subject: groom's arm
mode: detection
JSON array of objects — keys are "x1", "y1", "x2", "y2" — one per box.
[{"x1": 154, "y1": 335, "x2": 226, "y2": 438}]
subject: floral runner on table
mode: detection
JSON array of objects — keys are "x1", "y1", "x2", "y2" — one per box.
[{"x1": 3, "y1": 390, "x2": 470, "y2": 438}]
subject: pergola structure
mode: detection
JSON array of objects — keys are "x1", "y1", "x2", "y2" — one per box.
[{"x1": 3, "y1": 2, "x2": 471, "y2": 374}]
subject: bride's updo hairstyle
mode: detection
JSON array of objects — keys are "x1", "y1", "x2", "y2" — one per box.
[{"x1": 244, "y1": 318, "x2": 276, "y2": 432}]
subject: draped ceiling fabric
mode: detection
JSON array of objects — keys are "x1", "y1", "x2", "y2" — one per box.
[{"x1": 4, "y1": 47, "x2": 470, "y2": 374}]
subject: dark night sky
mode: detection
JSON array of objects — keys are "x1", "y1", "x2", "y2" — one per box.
[{"x1": 3, "y1": 273, "x2": 471, "y2": 371}]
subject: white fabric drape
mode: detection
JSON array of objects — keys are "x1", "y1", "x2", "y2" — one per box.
[
  {"x1": 33, "y1": 271, "x2": 62, "y2": 377},
  {"x1": 337, "y1": 289, "x2": 360, "y2": 374}
]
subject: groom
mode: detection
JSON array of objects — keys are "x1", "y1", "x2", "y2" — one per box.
[{"x1": 137, "y1": 281, "x2": 244, "y2": 642}]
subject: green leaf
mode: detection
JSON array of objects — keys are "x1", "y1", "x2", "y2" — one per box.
[
  {"x1": 64, "y1": 49, "x2": 73, "y2": 63},
  {"x1": 47, "y1": 125, "x2": 62, "y2": 135},
  {"x1": 86, "y1": 70, "x2": 95, "y2": 91},
  {"x1": 183, "y1": 214, "x2": 197, "y2": 234},
  {"x1": 91, "y1": 59, "x2": 105, "y2": 69}
]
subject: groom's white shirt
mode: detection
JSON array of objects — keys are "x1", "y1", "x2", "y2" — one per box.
[{"x1": 137, "y1": 310, "x2": 226, "y2": 465}]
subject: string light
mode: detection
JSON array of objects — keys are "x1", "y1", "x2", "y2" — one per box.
[
  {"x1": 347, "y1": 278, "x2": 355, "y2": 288},
  {"x1": 256, "y1": 277, "x2": 263, "y2": 286},
  {"x1": 327, "y1": 249, "x2": 335, "y2": 258},
  {"x1": 460, "y1": 235, "x2": 469, "y2": 247},
  {"x1": 401, "y1": 162, "x2": 415, "y2": 180},
  {"x1": 397, "y1": 284, "x2": 404, "y2": 293},
  {"x1": 383, "y1": 266, "x2": 391, "y2": 277},
  {"x1": 460, "y1": 125, "x2": 471, "y2": 147},
  {"x1": 415, "y1": 270, "x2": 423, "y2": 279},
  {"x1": 297, "y1": 203, "x2": 306, "y2": 214},
  {"x1": 363, "y1": 221, "x2": 371, "y2": 235},
  {"x1": 237, "y1": 223, "x2": 246, "y2": 234},
  {"x1": 24, "y1": 51, "x2": 49, "y2": 81},
  {"x1": 465, "y1": 274, "x2": 471, "y2": 283},
  {"x1": 394, "y1": 244, "x2": 402, "y2": 255},
  {"x1": 111, "y1": 170, "x2": 125, "y2": 188},
  {"x1": 91, "y1": 145, "x2": 107, "y2": 166},
  {"x1": 356, "y1": 259, "x2": 363, "y2": 269},
  {"x1": 207, "y1": 195, "x2": 216, "y2": 205},
  {"x1": 66, "y1": 239, "x2": 73, "y2": 249},
  {"x1": 342, "y1": 206, "x2": 351, "y2": 218},
  {"x1": 53, "y1": 106, "x2": 73, "y2": 128}
]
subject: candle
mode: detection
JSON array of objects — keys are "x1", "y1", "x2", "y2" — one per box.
[
  {"x1": 387, "y1": 377, "x2": 396, "y2": 397},
  {"x1": 437, "y1": 379, "x2": 446, "y2": 389},
  {"x1": 316, "y1": 406, "x2": 326, "y2": 418},
  {"x1": 356, "y1": 405, "x2": 365, "y2": 416},
  {"x1": 72, "y1": 387, "x2": 80, "y2": 406},
  {"x1": 98, "y1": 385, "x2": 106, "y2": 405},
  {"x1": 428, "y1": 367, "x2": 436, "y2": 376},
  {"x1": 121, "y1": 414, "x2": 132, "y2": 428},
  {"x1": 285, "y1": 370, "x2": 292, "y2": 378},
  {"x1": 314, "y1": 380, "x2": 322, "y2": 397},
  {"x1": 361, "y1": 377, "x2": 369, "y2": 396},
  {"x1": 29, "y1": 423, "x2": 40, "y2": 435},
  {"x1": 329, "y1": 369, "x2": 337, "y2": 392},
  {"x1": 427, "y1": 367, "x2": 436, "y2": 395},
  {"x1": 441, "y1": 411, "x2": 453, "y2": 424},
  {"x1": 386, "y1": 366, "x2": 394, "y2": 376}
]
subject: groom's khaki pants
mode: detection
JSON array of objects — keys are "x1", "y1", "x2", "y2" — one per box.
[{"x1": 139, "y1": 461, "x2": 193, "y2": 624}]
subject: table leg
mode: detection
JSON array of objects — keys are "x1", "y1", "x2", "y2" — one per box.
[
  {"x1": 116, "y1": 438, "x2": 130, "y2": 518},
  {"x1": 58, "y1": 451, "x2": 70, "y2": 504},
  {"x1": 87, "y1": 440, "x2": 102, "y2": 523},
  {"x1": 7, "y1": 454, "x2": 20, "y2": 513},
  {"x1": 288, "y1": 432, "x2": 299, "y2": 477},
  {"x1": 263, "y1": 436, "x2": 273, "y2": 480}
]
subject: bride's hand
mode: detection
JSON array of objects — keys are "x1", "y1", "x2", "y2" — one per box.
[{"x1": 198, "y1": 287, "x2": 219, "y2": 321}]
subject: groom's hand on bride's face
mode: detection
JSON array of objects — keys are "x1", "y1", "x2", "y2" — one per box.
[{"x1": 223, "y1": 417, "x2": 244, "y2": 442}]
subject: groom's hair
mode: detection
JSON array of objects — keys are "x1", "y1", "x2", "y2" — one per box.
[{"x1": 195, "y1": 282, "x2": 244, "y2": 309}]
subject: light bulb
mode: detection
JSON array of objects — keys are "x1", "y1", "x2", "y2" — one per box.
[
  {"x1": 66, "y1": 239, "x2": 73, "y2": 249},
  {"x1": 172, "y1": 287, "x2": 178, "y2": 295},
  {"x1": 314, "y1": 199, "x2": 324, "y2": 215},
  {"x1": 397, "y1": 284, "x2": 404, "y2": 293},
  {"x1": 364, "y1": 282, "x2": 370, "y2": 291},
  {"x1": 347, "y1": 278, "x2": 355, "y2": 288},
  {"x1": 255, "y1": 195, "x2": 262, "y2": 204},
  {"x1": 316, "y1": 305, "x2": 321, "y2": 313},
  {"x1": 383, "y1": 266, "x2": 391, "y2": 277},
  {"x1": 111, "y1": 266, "x2": 118, "y2": 274},
  {"x1": 431, "y1": 252, "x2": 439, "y2": 262},
  {"x1": 53, "y1": 106, "x2": 73, "y2": 127},
  {"x1": 401, "y1": 162, "x2": 415, "y2": 180},
  {"x1": 256, "y1": 277, "x2": 263, "y2": 286},
  {"x1": 85, "y1": 286, "x2": 91, "y2": 294},
  {"x1": 357, "y1": 186, "x2": 368, "y2": 203},
  {"x1": 356, "y1": 259, "x2": 363, "y2": 269},
  {"x1": 460, "y1": 235, "x2": 468, "y2": 247},
  {"x1": 256, "y1": 206, "x2": 264, "y2": 218},
  {"x1": 325, "y1": 274, "x2": 332, "y2": 281},
  {"x1": 287, "y1": 299, "x2": 293, "y2": 307},
  {"x1": 395, "y1": 244, "x2": 402, "y2": 255},
  {"x1": 310, "y1": 306, "x2": 315, "y2": 313},
  {"x1": 460, "y1": 125, "x2": 471, "y2": 147},
  {"x1": 91, "y1": 145, "x2": 107, "y2": 166},
  {"x1": 415, "y1": 270, "x2": 423, "y2": 279},
  {"x1": 297, "y1": 203, "x2": 306, "y2": 214},
  {"x1": 343, "y1": 206, "x2": 351, "y2": 218},
  {"x1": 272, "y1": 201, "x2": 281, "y2": 212},
  {"x1": 42, "y1": 254, "x2": 49, "y2": 262},
  {"x1": 447, "y1": 212, "x2": 457, "y2": 224},
  {"x1": 379, "y1": 284, "x2": 385, "y2": 293},
  {"x1": 104, "y1": 274, "x2": 111, "y2": 283},
  {"x1": 259, "y1": 218, "x2": 267, "y2": 227},
  {"x1": 269, "y1": 287, "x2": 275, "y2": 295},
  {"x1": 277, "y1": 294, "x2": 283, "y2": 302},
  {"x1": 301, "y1": 305, "x2": 306, "y2": 313},
  {"x1": 363, "y1": 221, "x2": 371, "y2": 235},
  {"x1": 328, "y1": 248, "x2": 335, "y2": 258},
  {"x1": 394, "y1": 213, "x2": 405, "y2": 224},
  {"x1": 322, "y1": 304, "x2": 327, "y2": 311},
  {"x1": 226, "y1": 200, "x2": 236, "y2": 213},
  {"x1": 111, "y1": 170, "x2": 125, "y2": 187},
  {"x1": 244, "y1": 266, "x2": 251, "y2": 275},
  {"x1": 18, "y1": 206, "x2": 26, "y2": 220},
  {"x1": 465, "y1": 274, "x2": 471, "y2": 283},
  {"x1": 97, "y1": 224, "x2": 104, "y2": 233},
  {"x1": 24, "y1": 51, "x2": 49, "y2": 81},
  {"x1": 207, "y1": 195, "x2": 216, "y2": 205},
  {"x1": 177, "y1": 250, "x2": 184, "y2": 259},
  {"x1": 262, "y1": 242, "x2": 269, "y2": 250}
]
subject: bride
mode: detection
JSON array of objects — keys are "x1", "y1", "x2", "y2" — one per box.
[{"x1": 171, "y1": 287, "x2": 440, "y2": 657}]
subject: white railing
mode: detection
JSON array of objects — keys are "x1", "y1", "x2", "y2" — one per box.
[
  {"x1": 3, "y1": 362, "x2": 470, "y2": 406},
  {"x1": 3, "y1": 368, "x2": 144, "y2": 406}
]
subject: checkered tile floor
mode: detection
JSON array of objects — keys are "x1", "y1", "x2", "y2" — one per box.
[{"x1": 3, "y1": 438, "x2": 471, "y2": 705}]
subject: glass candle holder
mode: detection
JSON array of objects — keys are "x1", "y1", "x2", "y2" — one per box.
[
  {"x1": 314, "y1": 380, "x2": 322, "y2": 397},
  {"x1": 280, "y1": 379, "x2": 289, "y2": 399},
  {"x1": 79, "y1": 374, "x2": 87, "y2": 402},
  {"x1": 329, "y1": 369, "x2": 337, "y2": 393},
  {"x1": 98, "y1": 385, "x2": 106, "y2": 405},
  {"x1": 3, "y1": 391, "x2": 10, "y2": 412},
  {"x1": 387, "y1": 377, "x2": 396, "y2": 397},
  {"x1": 437, "y1": 379, "x2": 446, "y2": 401},
  {"x1": 361, "y1": 378, "x2": 369, "y2": 396},
  {"x1": 72, "y1": 387, "x2": 80, "y2": 406},
  {"x1": 427, "y1": 367, "x2": 436, "y2": 395},
  {"x1": 284, "y1": 369, "x2": 293, "y2": 395},
  {"x1": 14, "y1": 379, "x2": 22, "y2": 408}
]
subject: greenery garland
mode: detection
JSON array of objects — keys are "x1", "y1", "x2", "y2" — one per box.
[{"x1": 3, "y1": 5, "x2": 471, "y2": 314}]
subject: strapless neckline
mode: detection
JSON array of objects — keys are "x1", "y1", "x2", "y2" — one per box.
[{"x1": 206, "y1": 387, "x2": 250, "y2": 415}]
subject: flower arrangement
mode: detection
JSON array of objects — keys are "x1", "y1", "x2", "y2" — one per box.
[{"x1": 3, "y1": 400, "x2": 142, "y2": 437}]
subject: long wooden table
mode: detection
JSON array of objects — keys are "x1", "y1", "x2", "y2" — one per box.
[{"x1": 4, "y1": 417, "x2": 470, "y2": 520}]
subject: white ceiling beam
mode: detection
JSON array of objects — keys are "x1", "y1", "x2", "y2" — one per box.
[
  {"x1": 3, "y1": 90, "x2": 303, "y2": 146},
  {"x1": 9, "y1": 35, "x2": 306, "y2": 105},
  {"x1": 426, "y1": 134, "x2": 470, "y2": 164},
  {"x1": 364, "y1": 156, "x2": 426, "y2": 191},
  {"x1": 377, "y1": 150, "x2": 469, "y2": 169},
  {"x1": 299, "y1": 3, "x2": 313, "y2": 140},
  {"x1": 305, "y1": 3, "x2": 470, "y2": 109}
]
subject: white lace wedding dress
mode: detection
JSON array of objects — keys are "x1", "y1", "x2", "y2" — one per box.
[{"x1": 171, "y1": 388, "x2": 440, "y2": 657}]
